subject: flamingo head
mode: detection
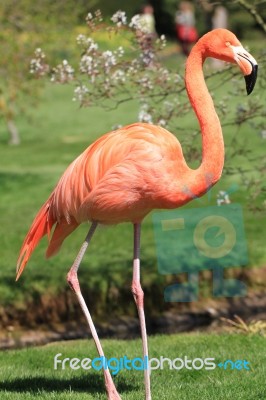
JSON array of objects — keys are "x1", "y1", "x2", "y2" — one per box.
[{"x1": 200, "y1": 29, "x2": 258, "y2": 95}]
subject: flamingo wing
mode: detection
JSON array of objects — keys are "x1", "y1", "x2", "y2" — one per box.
[{"x1": 17, "y1": 123, "x2": 183, "y2": 279}]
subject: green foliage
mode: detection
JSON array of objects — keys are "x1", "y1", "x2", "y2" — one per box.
[
  {"x1": 90, "y1": 0, "x2": 142, "y2": 17},
  {"x1": 0, "y1": 0, "x2": 89, "y2": 144},
  {"x1": 0, "y1": 0, "x2": 87, "y2": 30}
]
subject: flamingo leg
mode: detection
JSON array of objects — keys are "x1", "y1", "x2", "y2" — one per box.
[
  {"x1": 67, "y1": 222, "x2": 121, "y2": 400},
  {"x1": 131, "y1": 223, "x2": 151, "y2": 400}
]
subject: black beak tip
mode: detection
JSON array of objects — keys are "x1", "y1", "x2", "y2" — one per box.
[{"x1": 245, "y1": 64, "x2": 258, "y2": 95}]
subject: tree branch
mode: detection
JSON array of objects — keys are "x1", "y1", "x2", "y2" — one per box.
[{"x1": 234, "y1": 0, "x2": 266, "y2": 33}]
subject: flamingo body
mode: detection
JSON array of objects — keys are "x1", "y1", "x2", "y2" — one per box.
[
  {"x1": 17, "y1": 123, "x2": 196, "y2": 275},
  {"x1": 16, "y1": 29, "x2": 258, "y2": 400},
  {"x1": 53, "y1": 122, "x2": 187, "y2": 224}
]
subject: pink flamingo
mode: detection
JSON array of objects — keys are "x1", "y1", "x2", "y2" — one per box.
[{"x1": 16, "y1": 29, "x2": 257, "y2": 400}]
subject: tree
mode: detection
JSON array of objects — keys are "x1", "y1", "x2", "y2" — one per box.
[{"x1": 0, "y1": 0, "x2": 90, "y2": 144}]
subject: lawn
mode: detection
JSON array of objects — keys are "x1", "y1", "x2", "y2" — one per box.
[{"x1": 0, "y1": 332, "x2": 265, "y2": 399}]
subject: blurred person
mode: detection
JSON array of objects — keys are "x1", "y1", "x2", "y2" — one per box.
[
  {"x1": 139, "y1": 4, "x2": 156, "y2": 37},
  {"x1": 212, "y1": 5, "x2": 228, "y2": 68},
  {"x1": 175, "y1": 1, "x2": 198, "y2": 56},
  {"x1": 212, "y1": 5, "x2": 228, "y2": 30}
]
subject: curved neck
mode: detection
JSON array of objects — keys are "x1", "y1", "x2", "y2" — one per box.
[{"x1": 185, "y1": 46, "x2": 224, "y2": 195}]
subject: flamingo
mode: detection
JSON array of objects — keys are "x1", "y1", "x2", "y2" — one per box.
[{"x1": 16, "y1": 29, "x2": 257, "y2": 400}]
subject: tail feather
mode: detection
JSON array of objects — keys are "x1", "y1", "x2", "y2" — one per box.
[
  {"x1": 16, "y1": 199, "x2": 80, "y2": 281},
  {"x1": 46, "y1": 219, "x2": 78, "y2": 258},
  {"x1": 16, "y1": 200, "x2": 54, "y2": 281}
]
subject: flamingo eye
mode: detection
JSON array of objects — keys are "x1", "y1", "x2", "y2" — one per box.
[{"x1": 225, "y1": 41, "x2": 231, "y2": 47}]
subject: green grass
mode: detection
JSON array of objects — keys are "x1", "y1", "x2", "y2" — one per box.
[
  {"x1": 0, "y1": 333, "x2": 265, "y2": 399},
  {"x1": 0, "y1": 46, "x2": 265, "y2": 313}
]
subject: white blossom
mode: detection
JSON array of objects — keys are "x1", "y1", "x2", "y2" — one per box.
[
  {"x1": 111, "y1": 11, "x2": 127, "y2": 27},
  {"x1": 158, "y1": 119, "x2": 167, "y2": 127},
  {"x1": 140, "y1": 50, "x2": 155, "y2": 66},
  {"x1": 139, "y1": 110, "x2": 153, "y2": 124},
  {"x1": 102, "y1": 50, "x2": 117, "y2": 72},
  {"x1": 86, "y1": 11, "x2": 102, "y2": 26},
  {"x1": 79, "y1": 55, "x2": 98, "y2": 82},
  {"x1": 86, "y1": 38, "x2": 98, "y2": 53},
  {"x1": 158, "y1": 68, "x2": 170, "y2": 82},
  {"x1": 138, "y1": 104, "x2": 153, "y2": 124},
  {"x1": 138, "y1": 76, "x2": 153, "y2": 90},
  {"x1": 163, "y1": 101, "x2": 174, "y2": 112},
  {"x1": 77, "y1": 35, "x2": 98, "y2": 53},
  {"x1": 173, "y1": 74, "x2": 182, "y2": 83},
  {"x1": 30, "y1": 59, "x2": 42, "y2": 74},
  {"x1": 217, "y1": 191, "x2": 231, "y2": 206},
  {"x1": 35, "y1": 48, "x2": 45, "y2": 58},
  {"x1": 73, "y1": 85, "x2": 89, "y2": 102},
  {"x1": 157, "y1": 35, "x2": 167, "y2": 48},
  {"x1": 51, "y1": 60, "x2": 74, "y2": 83},
  {"x1": 129, "y1": 14, "x2": 142, "y2": 30},
  {"x1": 116, "y1": 46, "x2": 124, "y2": 58},
  {"x1": 95, "y1": 9, "x2": 103, "y2": 22},
  {"x1": 112, "y1": 69, "x2": 126, "y2": 84},
  {"x1": 76, "y1": 34, "x2": 86, "y2": 45},
  {"x1": 126, "y1": 59, "x2": 141, "y2": 76},
  {"x1": 86, "y1": 13, "x2": 93, "y2": 21},
  {"x1": 30, "y1": 48, "x2": 46, "y2": 75},
  {"x1": 129, "y1": 14, "x2": 156, "y2": 33},
  {"x1": 80, "y1": 55, "x2": 94, "y2": 74},
  {"x1": 112, "y1": 124, "x2": 123, "y2": 130}
]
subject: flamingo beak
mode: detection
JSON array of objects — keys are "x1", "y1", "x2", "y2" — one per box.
[
  {"x1": 231, "y1": 46, "x2": 258, "y2": 95},
  {"x1": 244, "y1": 64, "x2": 258, "y2": 95}
]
